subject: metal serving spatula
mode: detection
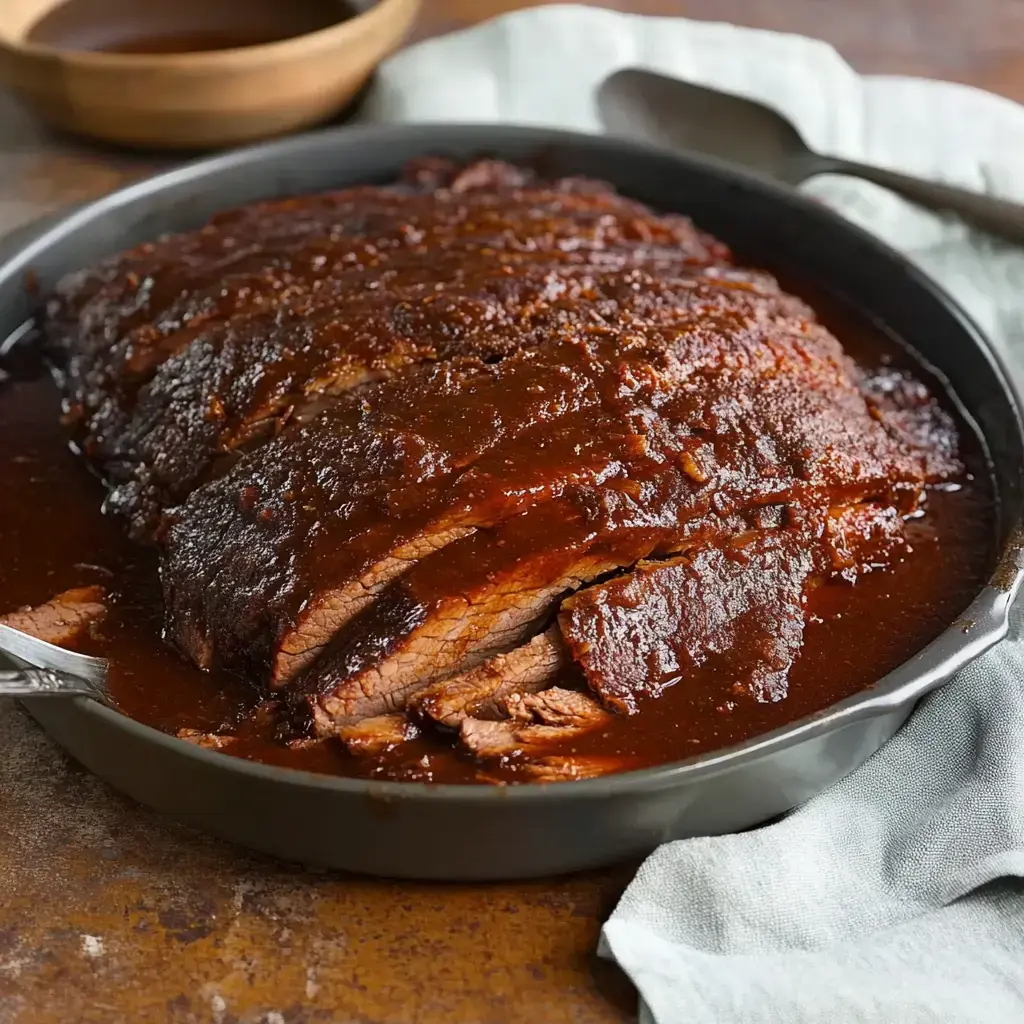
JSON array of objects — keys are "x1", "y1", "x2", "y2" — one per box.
[
  {"x1": 0, "y1": 208, "x2": 112, "y2": 704},
  {"x1": 0, "y1": 624, "x2": 110, "y2": 703},
  {"x1": 597, "y1": 68, "x2": 1024, "y2": 247}
]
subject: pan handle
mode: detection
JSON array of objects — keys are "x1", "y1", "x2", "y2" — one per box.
[{"x1": 0, "y1": 666, "x2": 101, "y2": 700}]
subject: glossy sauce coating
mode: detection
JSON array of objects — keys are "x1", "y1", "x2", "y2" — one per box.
[{"x1": 0, "y1": 284, "x2": 995, "y2": 783}]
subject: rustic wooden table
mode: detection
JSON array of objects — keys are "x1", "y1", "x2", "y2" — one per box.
[{"x1": 1, "y1": 2, "x2": 1021, "y2": 1022}]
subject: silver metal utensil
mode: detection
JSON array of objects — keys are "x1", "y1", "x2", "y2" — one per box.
[
  {"x1": 597, "y1": 68, "x2": 1024, "y2": 247},
  {"x1": 0, "y1": 623, "x2": 110, "y2": 702}
]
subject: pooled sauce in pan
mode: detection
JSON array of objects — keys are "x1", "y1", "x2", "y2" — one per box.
[{"x1": 0, "y1": 286, "x2": 995, "y2": 784}]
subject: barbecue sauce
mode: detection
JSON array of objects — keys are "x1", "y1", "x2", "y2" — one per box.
[
  {"x1": 0, "y1": 286, "x2": 996, "y2": 784},
  {"x1": 26, "y1": 0, "x2": 356, "y2": 55}
]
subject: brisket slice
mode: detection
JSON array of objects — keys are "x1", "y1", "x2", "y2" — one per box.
[
  {"x1": 411, "y1": 626, "x2": 568, "y2": 728},
  {"x1": 513, "y1": 756, "x2": 641, "y2": 783},
  {"x1": 0, "y1": 587, "x2": 106, "y2": 648},
  {"x1": 558, "y1": 529, "x2": 817, "y2": 714},
  {"x1": 337, "y1": 714, "x2": 420, "y2": 757},
  {"x1": 300, "y1": 509, "x2": 632, "y2": 732},
  {"x1": 271, "y1": 525, "x2": 478, "y2": 685},
  {"x1": 504, "y1": 686, "x2": 610, "y2": 726},
  {"x1": 459, "y1": 688, "x2": 611, "y2": 760}
]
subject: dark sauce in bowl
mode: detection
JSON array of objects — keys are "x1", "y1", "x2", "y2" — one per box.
[
  {"x1": 0, "y1": 284, "x2": 997, "y2": 784},
  {"x1": 25, "y1": 0, "x2": 360, "y2": 54}
]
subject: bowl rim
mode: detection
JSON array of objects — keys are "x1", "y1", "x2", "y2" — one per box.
[
  {"x1": 0, "y1": 0, "x2": 417, "y2": 67},
  {"x1": 4, "y1": 120, "x2": 1023, "y2": 805}
]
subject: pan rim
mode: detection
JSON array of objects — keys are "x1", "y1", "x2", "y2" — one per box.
[{"x1": 5, "y1": 121, "x2": 1023, "y2": 802}]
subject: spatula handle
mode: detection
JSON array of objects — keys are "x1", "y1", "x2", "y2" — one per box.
[
  {"x1": 0, "y1": 667, "x2": 99, "y2": 699},
  {"x1": 0, "y1": 623, "x2": 108, "y2": 685},
  {"x1": 816, "y1": 157, "x2": 1024, "y2": 247}
]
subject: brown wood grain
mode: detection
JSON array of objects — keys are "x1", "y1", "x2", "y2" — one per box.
[{"x1": 1, "y1": 2, "x2": 1022, "y2": 1022}]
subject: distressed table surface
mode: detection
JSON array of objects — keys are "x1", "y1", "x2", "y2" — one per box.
[{"x1": 2, "y1": 2, "x2": 1023, "y2": 1022}]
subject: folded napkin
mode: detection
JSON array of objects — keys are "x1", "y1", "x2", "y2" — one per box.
[
  {"x1": 364, "y1": 7, "x2": 1024, "y2": 1021},
  {"x1": 601, "y1": 615, "x2": 1024, "y2": 1024}
]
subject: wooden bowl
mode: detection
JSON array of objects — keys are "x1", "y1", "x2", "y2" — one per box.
[{"x1": 0, "y1": 0, "x2": 420, "y2": 150}]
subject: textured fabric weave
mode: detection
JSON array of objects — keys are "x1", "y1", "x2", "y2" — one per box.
[{"x1": 601, "y1": 621, "x2": 1024, "y2": 1023}]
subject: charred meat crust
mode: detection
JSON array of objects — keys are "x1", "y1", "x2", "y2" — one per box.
[{"x1": 49, "y1": 160, "x2": 747, "y2": 532}]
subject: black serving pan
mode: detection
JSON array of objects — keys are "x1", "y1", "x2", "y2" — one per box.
[{"x1": 1, "y1": 124, "x2": 1022, "y2": 880}]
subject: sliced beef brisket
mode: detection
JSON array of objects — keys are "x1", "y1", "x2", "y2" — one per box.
[
  {"x1": 459, "y1": 688, "x2": 611, "y2": 760},
  {"x1": 338, "y1": 714, "x2": 420, "y2": 757},
  {"x1": 0, "y1": 587, "x2": 107, "y2": 648},
  {"x1": 162, "y1": 299, "x2": 931, "y2": 692},
  {"x1": 298, "y1": 502, "x2": 638, "y2": 730},
  {"x1": 559, "y1": 530, "x2": 815, "y2": 714},
  {"x1": 412, "y1": 626, "x2": 567, "y2": 728},
  {"x1": 44, "y1": 158, "x2": 967, "y2": 782}
]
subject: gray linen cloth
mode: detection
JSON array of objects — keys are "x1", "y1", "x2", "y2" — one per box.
[
  {"x1": 600, "y1": 615, "x2": 1024, "y2": 1023},
  {"x1": 361, "y1": 8, "x2": 1024, "y2": 1021}
]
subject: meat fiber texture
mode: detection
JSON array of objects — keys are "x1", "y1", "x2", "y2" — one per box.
[
  {"x1": 47, "y1": 160, "x2": 962, "y2": 780},
  {"x1": 0, "y1": 587, "x2": 106, "y2": 648}
]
